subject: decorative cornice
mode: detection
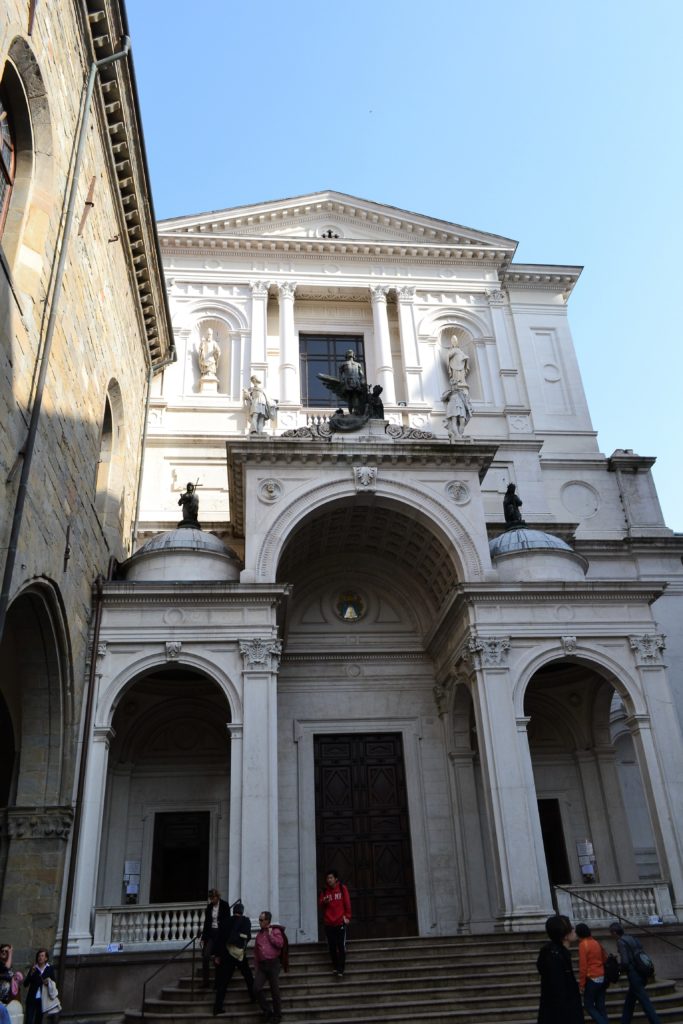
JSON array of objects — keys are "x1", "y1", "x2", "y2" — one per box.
[
  {"x1": 1, "y1": 806, "x2": 73, "y2": 841},
  {"x1": 502, "y1": 264, "x2": 582, "y2": 297}
]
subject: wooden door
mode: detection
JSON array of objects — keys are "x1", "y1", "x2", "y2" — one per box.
[
  {"x1": 314, "y1": 733, "x2": 417, "y2": 938},
  {"x1": 150, "y1": 811, "x2": 210, "y2": 903}
]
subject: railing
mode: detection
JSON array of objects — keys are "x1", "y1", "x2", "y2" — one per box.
[
  {"x1": 93, "y1": 901, "x2": 205, "y2": 948},
  {"x1": 140, "y1": 935, "x2": 198, "y2": 1020},
  {"x1": 554, "y1": 882, "x2": 676, "y2": 927},
  {"x1": 306, "y1": 410, "x2": 332, "y2": 428}
]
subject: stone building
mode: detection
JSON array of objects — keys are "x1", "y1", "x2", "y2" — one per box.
[
  {"x1": 0, "y1": 0, "x2": 173, "y2": 958},
  {"x1": 64, "y1": 191, "x2": 683, "y2": 955}
]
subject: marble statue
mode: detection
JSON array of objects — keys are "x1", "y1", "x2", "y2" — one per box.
[
  {"x1": 177, "y1": 481, "x2": 200, "y2": 529},
  {"x1": 198, "y1": 328, "x2": 221, "y2": 377},
  {"x1": 447, "y1": 333, "x2": 469, "y2": 388},
  {"x1": 442, "y1": 384, "x2": 473, "y2": 441},
  {"x1": 243, "y1": 375, "x2": 274, "y2": 434}
]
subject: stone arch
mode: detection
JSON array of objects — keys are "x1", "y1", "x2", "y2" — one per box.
[
  {"x1": 512, "y1": 643, "x2": 645, "y2": 720},
  {"x1": 98, "y1": 651, "x2": 243, "y2": 729},
  {"x1": 0, "y1": 577, "x2": 72, "y2": 808},
  {"x1": 257, "y1": 478, "x2": 486, "y2": 586},
  {"x1": 418, "y1": 307, "x2": 497, "y2": 404},
  {"x1": 174, "y1": 299, "x2": 249, "y2": 334},
  {"x1": 2, "y1": 37, "x2": 53, "y2": 272},
  {"x1": 95, "y1": 379, "x2": 126, "y2": 552},
  {"x1": 177, "y1": 301, "x2": 248, "y2": 399}
]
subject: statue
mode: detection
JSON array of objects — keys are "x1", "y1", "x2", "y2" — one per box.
[
  {"x1": 442, "y1": 385, "x2": 473, "y2": 441},
  {"x1": 198, "y1": 328, "x2": 221, "y2": 377},
  {"x1": 317, "y1": 349, "x2": 366, "y2": 415},
  {"x1": 503, "y1": 483, "x2": 525, "y2": 527},
  {"x1": 367, "y1": 385, "x2": 384, "y2": 420},
  {"x1": 447, "y1": 333, "x2": 469, "y2": 387},
  {"x1": 177, "y1": 481, "x2": 200, "y2": 529},
  {"x1": 243, "y1": 375, "x2": 274, "y2": 434}
]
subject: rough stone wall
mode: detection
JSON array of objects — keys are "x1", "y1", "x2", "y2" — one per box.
[{"x1": 0, "y1": 2, "x2": 164, "y2": 959}]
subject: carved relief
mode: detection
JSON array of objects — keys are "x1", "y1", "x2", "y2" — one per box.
[
  {"x1": 629, "y1": 634, "x2": 666, "y2": 664},
  {"x1": 250, "y1": 280, "x2": 269, "y2": 295},
  {"x1": 466, "y1": 633, "x2": 511, "y2": 668},
  {"x1": 277, "y1": 281, "x2": 296, "y2": 300},
  {"x1": 4, "y1": 807, "x2": 73, "y2": 841},
  {"x1": 561, "y1": 636, "x2": 578, "y2": 654},
  {"x1": 258, "y1": 478, "x2": 284, "y2": 503},
  {"x1": 239, "y1": 637, "x2": 283, "y2": 669},
  {"x1": 354, "y1": 466, "x2": 377, "y2": 491},
  {"x1": 486, "y1": 289, "x2": 506, "y2": 306},
  {"x1": 396, "y1": 286, "x2": 416, "y2": 302},
  {"x1": 370, "y1": 285, "x2": 390, "y2": 302},
  {"x1": 165, "y1": 641, "x2": 182, "y2": 660},
  {"x1": 445, "y1": 481, "x2": 471, "y2": 505},
  {"x1": 385, "y1": 424, "x2": 434, "y2": 440},
  {"x1": 507, "y1": 415, "x2": 532, "y2": 433}
]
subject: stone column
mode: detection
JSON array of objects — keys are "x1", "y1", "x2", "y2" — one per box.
[
  {"x1": 68, "y1": 725, "x2": 114, "y2": 951},
  {"x1": 227, "y1": 723, "x2": 243, "y2": 902},
  {"x1": 448, "y1": 749, "x2": 491, "y2": 929},
  {"x1": 249, "y1": 281, "x2": 269, "y2": 379},
  {"x1": 486, "y1": 288, "x2": 522, "y2": 408},
  {"x1": 370, "y1": 285, "x2": 396, "y2": 404},
  {"x1": 594, "y1": 745, "x2": 639, "y2": 881},
  {"x1": 239, "y1": 638, "x2": 282, "y2": 919},
  {"x1": 573, "y1": 749, "x2": 621, "y2": 881},
  {"x1": 396, "y1": 286, "x2": 424, "y2": 404},
  {"x1": 277, "y1": 282, "x2": 299, "y2": 405},
  {"x1": 465, "y1": 636, "x2": 552, "y2": 929}
]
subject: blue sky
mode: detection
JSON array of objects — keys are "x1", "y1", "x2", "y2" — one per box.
[{"x1": 127, "y1": 0, "x2": 683, "y2": 529}]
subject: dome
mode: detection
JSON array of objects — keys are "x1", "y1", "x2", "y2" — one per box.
[
  {"x1": 124, "y1": 528, "x2": 241, "y2": 582},
  {"x1": 489, "y1": 528, "x2": 587, "y2": 582},
  {"x1": 489, "y1": 528, "x2": 573, "y2": 558}
]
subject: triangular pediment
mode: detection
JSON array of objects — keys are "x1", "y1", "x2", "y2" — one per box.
[{"x1": 159, "y1": 191, "x2": 517, "y2": 253}]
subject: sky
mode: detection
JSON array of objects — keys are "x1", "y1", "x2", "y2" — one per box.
[{"x1": 126, "y1": 0, "x2": 683, "y2": 529}]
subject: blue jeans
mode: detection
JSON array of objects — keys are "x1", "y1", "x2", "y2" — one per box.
[
  {"x1": 584, "y1": 978, "x2": 609, "y2": 1024},
  {"x1": 620, "y1": 966, "x2": 661, "y2": 1024}
]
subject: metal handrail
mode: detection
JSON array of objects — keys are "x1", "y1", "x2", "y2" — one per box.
[
  {"x1": 140, "y1": 935, "x2": 198, "y2": 1019},
  {"x1": 554, "y1": 884, "x2": 683, "y2": 953}
]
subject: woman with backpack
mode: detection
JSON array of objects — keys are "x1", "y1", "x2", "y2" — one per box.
[
  {"x1": 608, "y1": 921, "x2": 661, "y2": 1024},
  {"x1": 575, "y1": 923, "x2": 609, "y2": 1024}
]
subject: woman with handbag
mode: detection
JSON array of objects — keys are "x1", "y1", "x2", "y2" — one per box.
[{"x1": 23, "y1": 950, "x2": 55, "y2": 1024}]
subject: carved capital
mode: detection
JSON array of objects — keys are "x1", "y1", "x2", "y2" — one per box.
[
  {"x1": 277, "y1": 281, "x2": 296, "y2": 300},
  {"x1": 629, "y1": 633, "x2": 666, "y2": 665},
  {"x1": 561, "y1": 635, "x2": 578, "y2": 654},
  {"x1": 370, "y1": 284, "x2": 390, "y2": 303},
  {"x1": 465, "y1": 633, "x2": 511, "y2": 669},
  {"x1": 396, "y1": 286, "x2": 416, "y2": 303},
  {"x1": 2, "y1": 806, "x2": 74, "y2": 841},
  {"x1": 250, "y1": 280, "x2": 269, "y2": 296},
  {"x1": 166, "y1": 641, "x2": 182, "y2": 660},
  {"x1": 486, "y1": 288, "x2": 506, "y2": 306},
  {"x1": 239, "y1": 637, "x2": 282, "y2": 670},
  {"x1": 354, "y1": 466, "x2": 377, "y2": 491},
  {"x1": 433, "y1": 683, "x2": 448, "y2": 718}
]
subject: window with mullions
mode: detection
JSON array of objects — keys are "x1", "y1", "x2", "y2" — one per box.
[
  {"x1": 0, "y1": 90, "x2": 16, "y2": 239},
  {"x1": 300, "y1": 334, "x2": 365, "y2": 407}
]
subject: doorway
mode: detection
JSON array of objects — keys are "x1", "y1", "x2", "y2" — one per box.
[
  {"x1": 538, "y1": 798, "x2": 571, "y2": 886},
  {"x1": 314, "y1": 732, "x2": 417, "y2": 938},
  {"x1": 150, "y1": 811, "x2": 210, "y2": 903}
]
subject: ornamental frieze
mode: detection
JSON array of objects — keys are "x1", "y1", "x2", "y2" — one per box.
[{"x1": 2, "y1": 806, "x2": 74, "y2": 841}]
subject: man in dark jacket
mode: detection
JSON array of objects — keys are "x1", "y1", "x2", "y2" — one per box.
[
  {"x1": 536, "y1": 914, "x2": 583, "y2": 1024},
  {"x1": 213, "y1": 902, "x2": 254, "y2": 1015},
  {"x1": 201, "y1": 889, "x2": 231, "y2": 987},
  {"x1": 609, "y1": 921, "x2": 661, "y2": 1024}
]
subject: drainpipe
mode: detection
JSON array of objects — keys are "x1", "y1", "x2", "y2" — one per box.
[
  {"x1": 0, "y1": 37, "x2": 131, "y2": 647},
  {"x1": 131, "y1": 349, "x2": 176, "y2": 554}
]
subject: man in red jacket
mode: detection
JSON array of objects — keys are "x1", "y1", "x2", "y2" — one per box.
[{"x1": 319, "y1": 870, "x2": 352, "y2": 977}]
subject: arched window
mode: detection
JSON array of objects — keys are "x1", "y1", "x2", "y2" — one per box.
[
  {"x1": 95, "y1": 381, "x2": 126, "y2": 551},
  {"x1": 0, "y1": 88, "x2": 16, "y2": 239}
]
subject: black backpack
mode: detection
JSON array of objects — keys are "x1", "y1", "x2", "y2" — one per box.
[
  {"x1": 624, "y1": 935, "x2": 655, "y2": 981},
  {"x1": 604, "y1": 953, "x2": 621, "y2": 985}
]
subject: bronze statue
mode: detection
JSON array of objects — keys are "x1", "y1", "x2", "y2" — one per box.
[
  {"x1": 178, "y1": 481, "x2": 200, "y2": 529},
  {"x1": 503, "y1": 483, "x2": 525, "y2": 527},
  {"x1": 317, "y1": 349, "x2": 366, "y2": 415}
]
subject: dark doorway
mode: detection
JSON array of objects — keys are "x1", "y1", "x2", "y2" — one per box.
[
  {"x1": 150, "y1": 811, "x2": 210, "y2": 903},
  {"x1": 538, "y1": 798, "x2": 571, "y2": 886},
  {"x1": 314, "y1": 732, "x2": 417, "y2": 938}
]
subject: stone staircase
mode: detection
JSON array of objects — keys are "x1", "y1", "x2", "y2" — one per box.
[{"x1": 125, "y1": 933, "x2": 683, "y2": 1024}]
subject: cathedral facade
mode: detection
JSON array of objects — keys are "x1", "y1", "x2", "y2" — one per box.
[{"x1": 64, "y1": 191, "x2": 683, "y2": 953}]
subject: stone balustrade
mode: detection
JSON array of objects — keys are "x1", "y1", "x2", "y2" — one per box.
[
  {"x1": 554, "y1": 882, "x2": 676, "y2": 926},
  {"x1": 93, "y1": 902, "x2": 205, "y2": 949}
]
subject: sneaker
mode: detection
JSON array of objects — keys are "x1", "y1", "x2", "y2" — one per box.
[{"x1": 336, "y1": 971, "x2": 344, "y2": 978}]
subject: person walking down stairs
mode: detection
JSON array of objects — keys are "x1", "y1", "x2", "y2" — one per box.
[
  {"x1": 319, "y1": 870, "x2": 351, "y2": 978},
  {"x1": 253, "y1": 912, "x2": 284, "y2": 1024}
]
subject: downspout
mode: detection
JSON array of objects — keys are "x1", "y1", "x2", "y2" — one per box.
[
  {"x1": 131, "y1": 349, "x2": 176, "y2": 554},
  {"x1": 0, "y1": 37, "x2": 132, "y2": 647},
  {"x1": 55, "y1": 566, "x2": 111, "y2": 990}
]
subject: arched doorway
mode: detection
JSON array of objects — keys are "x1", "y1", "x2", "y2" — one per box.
[
  {"x1": 97, "y1": 665, "x2": 232, "y2": 913},
  {"x1": 524, "y1": 659, "x2": 656, "y2": 890}
]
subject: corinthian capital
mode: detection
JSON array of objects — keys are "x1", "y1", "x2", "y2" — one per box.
[
  {"x1": 250, "y1": 280, "x2": 269, "y2": 296},
  {"x1": 370, "y1": 284, "x2": 390, "y2": 303},
  {"x1": 277, "y1": 281, "x2": 297, "y2": 300},
  {"x1": 396, "y1": 286, "x2": 416, "y2": 303},
  {"x1": 464, "y1": 633, "x2": 511, "y2": 669},
  {"x1": 239, "y1": 637, "x2": 283, "y2": 670}
]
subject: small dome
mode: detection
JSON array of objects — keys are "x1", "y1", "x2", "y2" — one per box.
[
  {"x1": 124, "y1": 528, "x2": 241, "y2": 582},
  {"x1": 489, "y1": 528, "x2": 573, "y2": 558}
]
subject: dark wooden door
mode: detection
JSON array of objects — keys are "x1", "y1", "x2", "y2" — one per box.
[
  {"x1": 538, "y1": 798, "x2": 572, "y2": 886},
  {"x1": 314, "y1": 732, "x2": 417, "y2": 938},
  {"x1": 150, "y1": 811, "x2": 210, "y2": 903}
]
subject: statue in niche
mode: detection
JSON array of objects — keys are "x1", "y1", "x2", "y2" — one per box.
[
  {"x1": 177, "y1": 481, "x2": 200, "y2": 529},
  {"x1": 447, "y1": 331, "x2": 470, "y2": 387},
  {"x1": 198, "y1": 328, "x2": 221, "y2": 377},
  {"x1": 317, "y1": 349, "x2": 366, "y2": 415},
  {"x1": 243, "y1": 375, "x2": 275, "y2": 434},
  {"x1": 503, "y1": 483, "x2": 526, "y2": 528}
]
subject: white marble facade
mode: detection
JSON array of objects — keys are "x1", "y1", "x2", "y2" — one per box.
[{"x1": 68, "y1": 192, "x2": 683, "y2": 950}]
